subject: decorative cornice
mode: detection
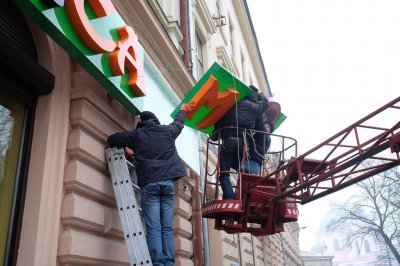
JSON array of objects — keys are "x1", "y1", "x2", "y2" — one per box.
[
  {"x1": 195, "y1": 0, "x2": 217, "y2": 34},
  {"x1": 233, "y1": 1, "x2": 271, "y2": 95},
  {"x1": 147, "y1": 0, "x2": 184, "y2": 51},
  {"x1": 216, "y1": 46, "x2": 238, "y2": 77},
  {"x1": 113, "y1": 0, "x2": 195, "y2": 100}
]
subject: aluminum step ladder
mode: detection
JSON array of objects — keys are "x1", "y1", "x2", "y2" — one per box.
[{"x1": 105, "y1": 147, "x2": 152, "y2": 266}]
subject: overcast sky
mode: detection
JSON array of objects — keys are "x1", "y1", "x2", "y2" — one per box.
[{"x1": 247, "y1": 0, "x2": 400, "y2": 251}]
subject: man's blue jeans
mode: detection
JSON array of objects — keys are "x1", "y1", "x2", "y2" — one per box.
[
  {"x1": 219, "y1": 139, "x2": 244, "y2": 199},
  {"x1": 244, "y1": 159, "x2": 261, "y2": 175},
  {"x1": 140, "y1": 180, "x2": 175, "y2": 266}
]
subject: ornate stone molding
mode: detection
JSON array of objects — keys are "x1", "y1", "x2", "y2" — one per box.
[
  {"x1": 17, "y1": 30, "x2": 71, "y2": 266},
  {"x1": 195, "y1": 0, "x2": 217, "y2": 34},
  {"x1": 216, "y1": 45, "x2": 238, "y2": 76},
  {"x1": 147, "y1": 0, "x2": 184, "y2": 56}
]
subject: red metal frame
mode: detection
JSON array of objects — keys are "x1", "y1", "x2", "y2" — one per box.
[
  {"x1": 267, "y1": 96, "x2": 400, "y2": 205},
  {"x1": 202, "y1": 128, "x2": 298, "y2": 235},
  {"x1": 202, "y1": 96, "x2": 400, "y2": 236}
]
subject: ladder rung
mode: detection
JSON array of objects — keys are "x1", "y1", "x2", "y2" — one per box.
[{"x1": 105, "y1": 147, "x2": 153, "y2": 266}]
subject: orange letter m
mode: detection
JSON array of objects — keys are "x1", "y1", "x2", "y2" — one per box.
[{"x1": 187, "y1": 75, "x2": 239, "y2": 129}]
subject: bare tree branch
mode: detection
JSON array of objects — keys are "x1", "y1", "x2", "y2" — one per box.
[{"x1": 326, "y1": 159, "x2": 400, "y2": 263}]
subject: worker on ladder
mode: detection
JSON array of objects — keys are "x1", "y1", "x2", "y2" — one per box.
[{"x1": 107, "y1": 103, "x2": 195, "y2": 266}]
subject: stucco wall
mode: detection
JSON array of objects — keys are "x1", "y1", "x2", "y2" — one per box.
[
  {"x1": 58, "y1": 62, "x2": 202, "y2": 265},
  {"x1": 15, "y1": 1, "x2": 303, "y2": 265}
]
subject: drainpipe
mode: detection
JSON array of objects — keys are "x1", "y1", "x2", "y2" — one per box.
[
  {"x1": 187, "y1": 1, "x2": 204, "y2": 264},
  {"x1": 192, "y1": 164, "x2": 203, "y2": 266},
  {"x1": 180, "y1": 0, "x2": 190, "y2": 68},
  {"x1": 185, "y1": 0, "x2": 209, "y2": 264},
  {"x1": 199, "y1": 132, "x2": 211, "y2": 266},
  {"x1": 251, "y1": 235, "x2": 257, "y2": 265},
  {"x1": 262, "y1": 236, "x2": 268, "y2": 266},
  {"x1": 280, "y1": 233, "x2": 288, "y2": 266},
  {"x1": 188, "y1": 0, "x2": 196, "y2": 75},
  {"x1": 237, "y1": 234, "x2": 243, "y2": 265}
]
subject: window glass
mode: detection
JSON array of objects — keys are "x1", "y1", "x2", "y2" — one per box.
[
  {"x1": 0, "y1": 105, "x2": 13, "y2": 182},
  {"x1": 0, "y1": 90, "x2": 25, "y2": 264},
  {"x1": 195, "y1": 33, "x2": 204, "y2": 80},
  {"x1": 240, "y1": 50, "x2": 245, "y2": 81}
]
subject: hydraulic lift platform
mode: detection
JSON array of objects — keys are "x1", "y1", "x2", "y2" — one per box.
[{"x1": 202, "y1": 96, "x2": 400, "y2": 236}]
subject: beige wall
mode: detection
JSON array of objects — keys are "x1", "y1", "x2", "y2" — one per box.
[
  {"x1": 18, "y1": 52, "x2": 203, "y2": 265},
  {"x1": 17, "y1": 27, "x2": 71, "y2": 266},
  {"x1": 15, "y1": 1, "x2": 302, "y2": 265}
]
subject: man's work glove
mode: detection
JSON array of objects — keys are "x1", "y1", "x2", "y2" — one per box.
[
  {"x1": 124, "y1": 147, "x2": 134, "y2": 158},
  {"x1": 181, "y1": 103, "x2": 197, "y2": 113}
]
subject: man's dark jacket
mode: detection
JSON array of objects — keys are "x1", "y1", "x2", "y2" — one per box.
[
  {"x1": 107, "y1": 110, "x2": 186, "y2": 187},
  {"x1": 211, "y1": 93, "x2": 269, "y2": 140},
  {"x1": 248, "y1": 117, "x2": 271, "y2": 164}
]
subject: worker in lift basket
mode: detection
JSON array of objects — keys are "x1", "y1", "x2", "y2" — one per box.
[
  {"x1": 107, "y1": 103, "x2": 195, "y2": 266},
  {"x1": 245, "y1": 118, "x2": 272, "y2": 176},
  {"x1": 210, "y1": 85, "x2": 269, "y2": 199}
]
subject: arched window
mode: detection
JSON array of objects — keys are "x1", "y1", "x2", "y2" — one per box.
[{"x1": 0, "y1": 3, "x2": 54, "y2": 265}]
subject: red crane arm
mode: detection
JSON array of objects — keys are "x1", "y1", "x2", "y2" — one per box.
[
  {"x1": 202, "y1": 96, "x2": 400, "y2": 236},
  {"x1": 257, "y1": 96, "x2": 400, "y2": 205}
]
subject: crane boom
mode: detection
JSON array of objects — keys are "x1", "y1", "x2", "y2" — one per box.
[
  {"x1": 202, "y1": 96, "x2": 400, "y2": 236},
  {"x1": 262, "y1": 96, "x2": 400, "y2": 205}
]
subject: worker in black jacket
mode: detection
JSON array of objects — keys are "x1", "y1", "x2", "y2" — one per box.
[
  {"x1": 211, "y1": 85, "x2": 269, "y2": 199},
  {"x1": 107, "y1": 104, "x2": 195, "y2": 266},
  {"x1": 246, "y1": 118, "x2": 272, "y2": 175}
]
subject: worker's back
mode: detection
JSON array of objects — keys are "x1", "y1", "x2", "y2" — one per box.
[
  {"x1": 107, "y1": 111, "x2": 186, "y2": 186},
  {"x1": 213, "y1": 96, "x2": 260, "y2": 140}
]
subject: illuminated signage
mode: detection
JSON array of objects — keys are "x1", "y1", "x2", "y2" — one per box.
[
  {"x1": 12, "y1": 0, "x2": 146, "y2": 114},
  {"x1": 171, "y1": 62, "x2": 255, "y2": 134},
  {"x1": 187, "y1": 75, "x2": 239, "y2": 130}
]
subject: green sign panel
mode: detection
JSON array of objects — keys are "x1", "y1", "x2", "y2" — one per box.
[
  {"x1": 171, "y1": 62, "x2": 286, "y2": 134},
  {"x1": 273, "y1": 112, "x2": 286, "y2": 132},
  {"x1": 12, "y1": 0, "x2": 145, "y2": 114},
  {"x1": 171, "y1": 62, "x2": 255, "y2": 134}
]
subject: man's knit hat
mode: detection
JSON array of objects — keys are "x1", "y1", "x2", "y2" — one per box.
[
  {"x1": 249, "y1": 85, "x2": 259, "y2": 93},
  {"x1": 140, "y1": 111, "x2": 159, "y2": 123}
]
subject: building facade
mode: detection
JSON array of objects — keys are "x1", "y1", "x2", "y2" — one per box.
[
  {"x1": 301, "y1": 251, "x2": 334, "y2": 266},
  {"x1": 0, "y1": 0, "x2": 302, "y2": 265},
  {"x1": 315, "y1": 230, "x2": 399, "y2": 266}
]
